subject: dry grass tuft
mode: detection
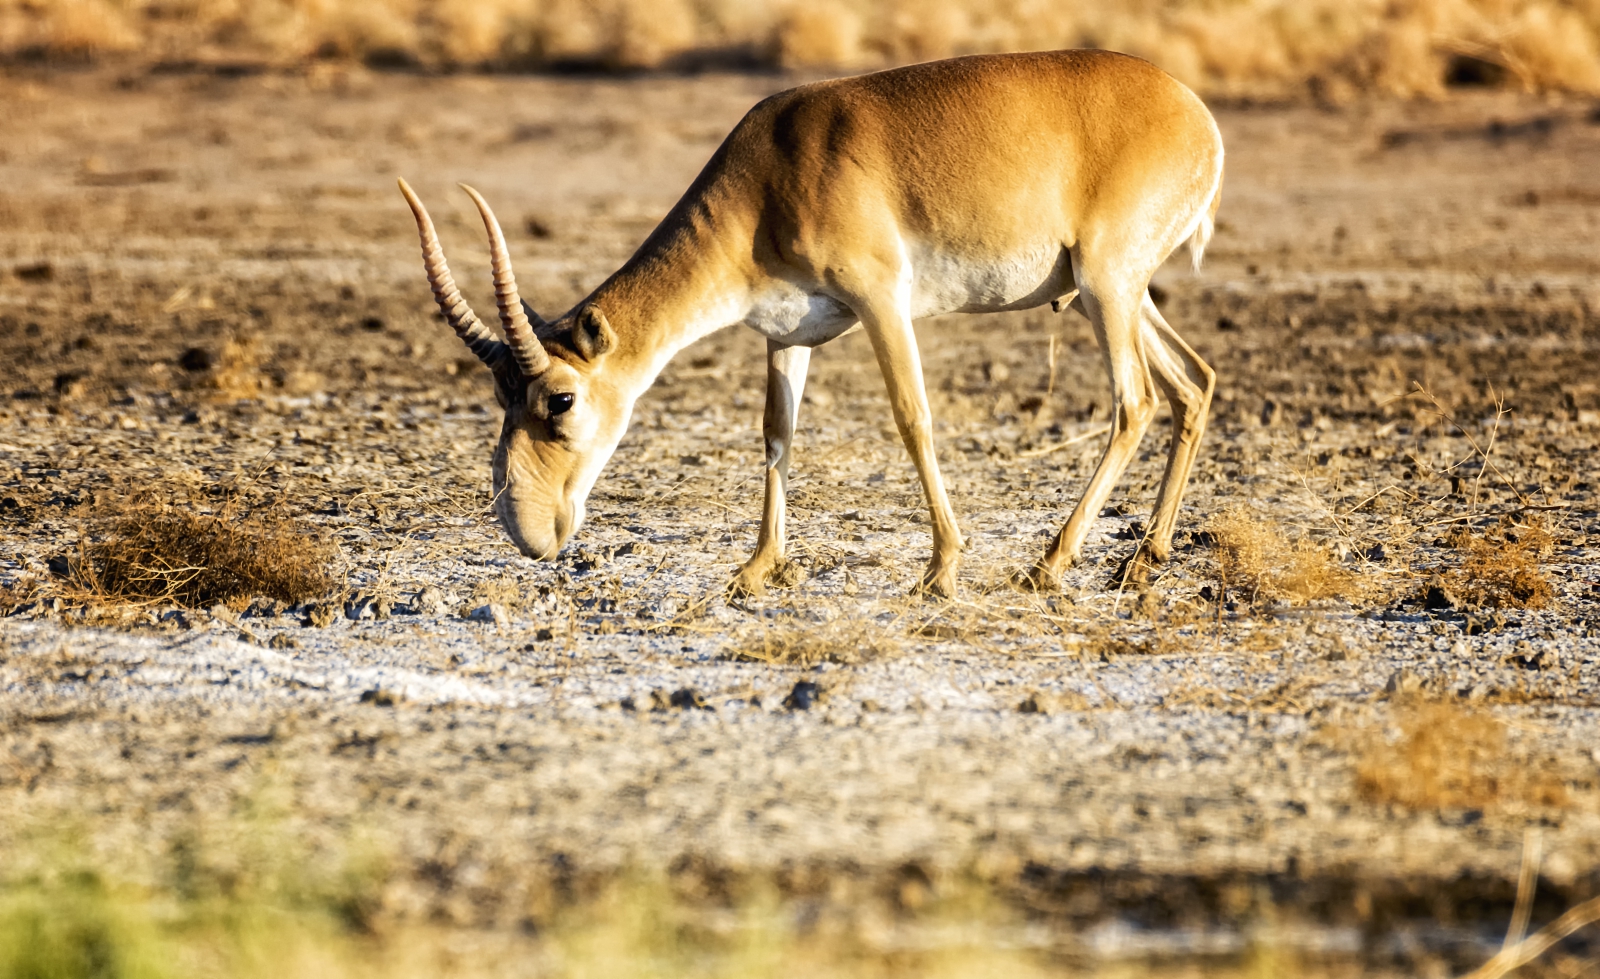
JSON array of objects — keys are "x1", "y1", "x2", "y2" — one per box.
[
  {"x1": 724, "y1": 614, "x2": 901, "y2": 666},
  {"x1": 1205, "y1": 507, "x2": 1359, "y2": 606},
  {"x1": 1354, "y1": 702, "x2": 1569, "y2": 811},
  {"x1": 1439, "y1": 517, "x2": 1555, "y2": 610},
  {"x1": 64, "y1": 501, "x2": 338, "y2": 610},
  {"x1": 203, "y1": 337, "x2": 267, "y2": 401},
  {"x1": 774, "y1": 1, "x2": 864, "y2": 69},
  {"x1": 29, "y1": 0, "x2": 139, "y2": 58}
]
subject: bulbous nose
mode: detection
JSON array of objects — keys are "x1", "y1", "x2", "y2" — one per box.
[{"x1": 502, "y1": 504, "x2": 575, "y2": 561}]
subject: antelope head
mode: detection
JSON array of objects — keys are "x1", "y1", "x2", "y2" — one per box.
[{"x1": 398, "y1": 179, "x2": 628, "y2": 560}]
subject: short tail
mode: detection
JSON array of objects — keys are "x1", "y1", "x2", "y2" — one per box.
[{"x1": 1187, "y1": 164, "x2": 1224, "y2": 273}]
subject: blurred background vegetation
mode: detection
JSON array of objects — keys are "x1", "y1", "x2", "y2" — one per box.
[
  {"x1": 0, "y1": 808, "x2": 1097, "y2": 979},
  {"x1": 3, "y1": 0, "x2": 1599, "y2": 97}
]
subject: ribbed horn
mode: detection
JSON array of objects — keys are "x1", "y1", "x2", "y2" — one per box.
[
  {"x1": 397, "y1": 178, "x2": 508, "y2": 372},
  {"x1": 459, "y1": 183, "x2": 550, "y2": 377}
]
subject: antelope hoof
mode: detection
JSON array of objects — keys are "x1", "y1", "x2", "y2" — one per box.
[
  {"x1": 913, "y1": 561, "x2": 959, "y2": 600},
  {"x1": 729, "y1": 556, "x2": 800, "y2": 599},
  {"x1": 728, "y1": 570, "x2": 766, "y2": 600},
  {"x1": 729, "y1": 559, "x2": 771, "y2": 599},
  {"x1": 1011, "y1": 563, "x2": 1061, "y2": 593},
  {"x1": 1113, "y1": 547, "x2": 1164, "y2": 587}
]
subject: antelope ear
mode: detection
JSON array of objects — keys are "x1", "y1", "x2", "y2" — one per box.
[{"x1": 572, "y1": 305, "x2": 617, "y2": 361}]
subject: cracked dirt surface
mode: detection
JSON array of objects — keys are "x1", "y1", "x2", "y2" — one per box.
[{"x1": 2, "y1": 67, "x2": 1599, "y2": 973}]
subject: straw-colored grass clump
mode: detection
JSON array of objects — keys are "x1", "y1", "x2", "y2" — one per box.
[
  {"x1": 724, "y1": 615, "x2": 901, "y2": 666},
  {"x1": 1354, "y1": 702, "x2": 1569, "y2": 811},
  {"x1": 1439, "y1": 518, "x2": 1555, "y2": 610},
  {"x1": 1205, "y1": 507, "x2": 1359, "y2": 606},
  {"x1": 64, "y1": 500, "x2": 338, "y2": 610},
  {"x1": 5, "y1": 0, "x2": 1600, "y2": 96}
]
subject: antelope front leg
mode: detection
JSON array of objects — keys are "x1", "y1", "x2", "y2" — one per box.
[
  {"x1": 732, "y1": 341, "x2": 812, "y2": 597},
  {"x1": 858, "y1": 300, "x2": 964, "y2": 599}
]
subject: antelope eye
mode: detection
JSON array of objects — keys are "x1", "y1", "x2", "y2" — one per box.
[{"x1": 547, "y1": 392, "x2": 575, "y2": 416}]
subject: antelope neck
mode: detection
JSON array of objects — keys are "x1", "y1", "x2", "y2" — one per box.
[{"x1": 576, "y1": 190, "x2": 757, "y2": 394}]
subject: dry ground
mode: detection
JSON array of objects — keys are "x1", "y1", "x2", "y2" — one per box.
[{"x1": 2, "y1": 64, "x2": 1600, "y2": 975}]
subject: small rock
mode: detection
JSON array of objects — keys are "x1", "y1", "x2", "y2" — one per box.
[
  {"x1": 304, "y1": 603, "x2": 340, "y2": 628},
  {"x1": 412, "y1": 586, "x2": 449, "y2": 617},
  {"x1": 618, "y1": 696, "x2": 637, "y2": 711},
  {"x1": 1384, "y1": 669, "x2": 1424, "y2": 696},
  {"x1": 670, "y1": 688, "x2": 710, "y2": 710},
  {"x1": 770, "y1": 559, "x2": 804, "y2": 589},
  {"x1": 1509, "y1": 641, "x2": 1557, "y2": 671},
  {"x1": 467, "y1": 603, "x2": 510, "y2": 626},
  {"x1": 178, "y1": 347, "x2": 213, "y2": 372},
  {"x1": 268, "y1": 633, "x2": 299, "y2": 650},
  {"x1": 533, "y1": 627, "x2": 555, "y2": 641},
  {"x1": 783, "y1": 681, "x2": 822, "y2": 711},
  {"x1": 245, "y1": 597, "x2": 283, "y2": 619},
  {"x1": 345, "y1": 595, "x2": 379, "y2": 620},
  {"x1": 1018, "y1": 692, "x2": 1048, "y2": 714},
  {"x1": 359, "y1": 688, "x2": 399, "y2": 707},
  {"x1": 652, "y1": 688, "x2": 710, "y2": 711},
  {"x1": 1423, "y1": 576, "x2": 1457, "y2": 611}
]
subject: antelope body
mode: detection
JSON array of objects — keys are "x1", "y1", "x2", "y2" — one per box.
[{"x1": 400, "y1": 50, "x2": 1223, "y2": 597}]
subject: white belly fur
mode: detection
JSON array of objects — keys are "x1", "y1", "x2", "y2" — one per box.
[{"x1": 741, "y1": 241, "x2": 1073, "y2": 347}]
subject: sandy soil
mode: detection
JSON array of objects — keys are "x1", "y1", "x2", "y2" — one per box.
[{"x1": 2, "y1": 65, "x2": 1599, "y2": 973}]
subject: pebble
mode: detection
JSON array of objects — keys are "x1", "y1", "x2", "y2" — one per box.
[{"x1": 468, "y1": 603, "x2": 510, "y2": 626}]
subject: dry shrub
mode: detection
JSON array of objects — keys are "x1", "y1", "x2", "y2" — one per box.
[
  {"x1": 67, "y1": 502, "x2": 338, "y2": 610},
  {"x1": 774, "y1": 1, "x2": 863, "y2": 69},
  {"x1": 609, "y1": 0, "x2": 696, "y2": 69},
  {"x1": 1440, "y1": 517, "x2": 1555, "y2": 609},
  {"x1": 204, "y1": 337, "x2": 266, "y2": 400},
  {"x1": 1502, "y1": 4, "x2": 1600, "y2": 92},
  {"x1": 32, "y1": 0, "x2": 138, "y2": 57},
  {"x1": 6, "y1": 1, "x2": 1600, "y2": 95},
  {"x1": 1206, "y1": 507, "x2": 1359, "y2": 606},
  {"x1": 724, "y1": 615, "x2": 900, "y2": 666},
  {"x1": 1354, "y1": 702, "x2": 1569, "y2": 810}
]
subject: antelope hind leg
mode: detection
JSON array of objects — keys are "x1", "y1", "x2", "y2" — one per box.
[
  {"x1": 1136, "y1": 292, "x2": 1215, "y2": 565},
  {"x1": 731, "y1": 341, "x2": 811, "y2": 598},
  {"x1": 1022, "y1": 278, "x2": 1159, "y2": 591}
]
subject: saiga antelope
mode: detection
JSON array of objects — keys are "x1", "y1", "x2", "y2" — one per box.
[{"x1": 399, "y1": 50, "x2": 1223, "y2": 598}]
